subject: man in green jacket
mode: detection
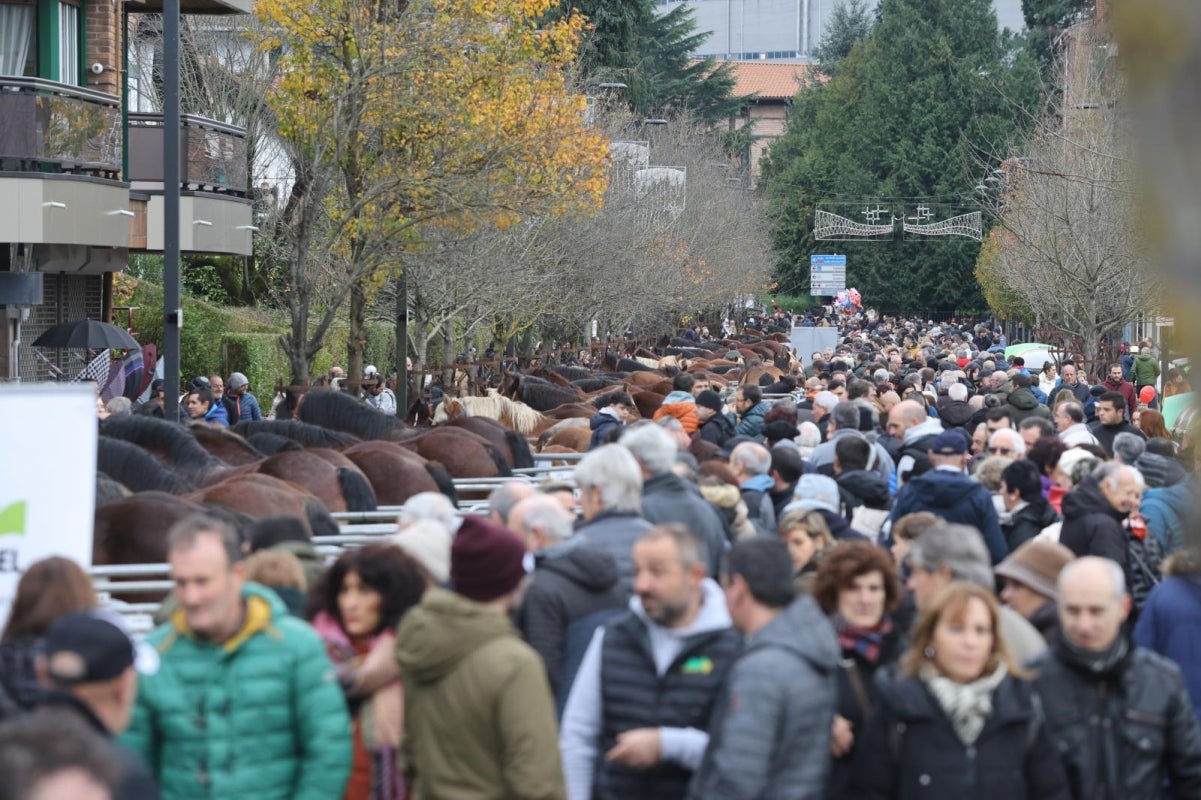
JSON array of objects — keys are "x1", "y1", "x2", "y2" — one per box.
[
  {"x1": 396, "y1": 515, "x2": 565, "y2": 800},
  {"x1": 122, "y1": 514, "x2": 351, "y2": 800}
]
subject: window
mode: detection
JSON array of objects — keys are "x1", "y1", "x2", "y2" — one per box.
[
  {"x1": 0, "y1": 3, "x2": 37, "y2": 76},
  {"x1": 58, "y1": 0, "x2": 78, "y2": 84}
]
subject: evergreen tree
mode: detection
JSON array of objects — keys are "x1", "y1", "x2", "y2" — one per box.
[
  {"x1": 1022, "y1": 0, "x2": 1094, "y2": 71},
  {"x1": 760, "y1": 0, "x2": 1039, "y2": 313},
  {"x1": 554, "y1": 0, "x2": 744, "y2": 124},
  {"x1": 814, "y1": 0, "x2": 874, "y2": 77}
]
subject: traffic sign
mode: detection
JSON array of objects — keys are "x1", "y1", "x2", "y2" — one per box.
[{"x1": 810, "y1": 254, "x2": 846, "y2": 296}]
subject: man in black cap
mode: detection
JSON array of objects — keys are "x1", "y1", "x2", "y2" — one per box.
[
  {"x1": 32, "y1": 611, "x2": 162, "y2": 799},
  {"x1": 888, "y1": 429, "x2": 1008, "y2": 564},
  {"x1": 694, "y1": 390, "x2": 734, "y2": 448}
]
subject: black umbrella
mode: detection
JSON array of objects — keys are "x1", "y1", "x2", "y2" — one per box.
[{"x1": 32, "y1": 319, "x2": 140, "y2": 351}]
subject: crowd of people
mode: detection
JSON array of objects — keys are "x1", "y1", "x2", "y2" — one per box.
[{"x1": 5, "y1": 312, "x2": 1200, "y2": 800}]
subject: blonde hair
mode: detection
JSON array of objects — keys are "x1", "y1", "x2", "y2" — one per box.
[
  {"x1": 778, "y1": 509, "x2": 834, "y2": 549},
  {"x1": 244, "y1": 550, "x2": 307, "y2": 591},
  {"x1": 901, "y1": 581, "x2": 1019, "y2": 679}
]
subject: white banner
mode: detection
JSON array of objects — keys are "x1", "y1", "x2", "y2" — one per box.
[{"x1": 0, "y1": 384, "x2": 97, "y2": 632}]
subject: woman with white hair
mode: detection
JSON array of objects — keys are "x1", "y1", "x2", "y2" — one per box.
[{"x1": 796, "y1": 420, "x2": 821, "y2": 460}]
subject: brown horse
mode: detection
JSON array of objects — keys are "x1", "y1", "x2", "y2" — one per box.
[
  {"x1": 341, "y1": 441, "x2": 459, "y2": 506},
  {"x1": 396, "y1": 427, "x2": 512, "y2": 479},
  {"x1": 254, "y1": 450, "x2": 377, "y2": 512},
  {"x1": 444, "y1": 416, "x2": 535, "y2": 469},
  {"x1": 189, "y1": 424, "x2": 267, "y2": 466},
  {"x1": 539, "y1": 426, "x2": 592, "y2": 452},
  {"x1": 187, "y1": 473, "x2": 340, "y2": 537}
]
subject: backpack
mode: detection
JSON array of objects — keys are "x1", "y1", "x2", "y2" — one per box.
[{"x1": 1128, "y1": 523, "x2": 1163, "y2": 612}]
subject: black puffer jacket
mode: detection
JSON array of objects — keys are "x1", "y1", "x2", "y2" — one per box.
[
  {"x1": 697, "y1": 412, "x2": 735, "y2": 448},
  {"x1": 0, "y1": 637, "x2": 42, "y2": 722},
  {"x1": 938, "y1": 400, "x2": 976, "y2": 430},
  {"x1": 836, "y1": 469, "x2": 892, "y2": 518},
  {"x1": 1005, "y1": 388, "x2": 1053, "y2": 425},
  {"x1": 641, "y1": 472, "x2": 727, "y2": 577},
  {"x1": 516, "y1": 541, "x2": 626, "y2": 706},
  {"x1": 852, "y1": 671, "x2": 1070, "y2": 800},
  {"x1": 1058, "y1": 476, "x2": 1128, "y2": 570},
  {"x1": 1002, "y1": 500, "x2": 1060, "y2": 552},
  {"x1": 1031, "y1": 638, "x2": 1201, "y2": 800}
]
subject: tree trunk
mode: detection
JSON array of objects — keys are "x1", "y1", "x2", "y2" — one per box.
[{"x1": 348, "y1": 280, "x2": 367, "y2": 394}]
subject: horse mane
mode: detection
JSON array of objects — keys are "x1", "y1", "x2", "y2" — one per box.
[
  {"x1": 95, "y1": 472, "x2": 132, "y2": 507},
  {"x1": 189, "y1": 424, "x2": 266, "y2": 461},
  {"x1": 98, "y1": 437, "x2": 195, "y2": 494},
  {"x1": 518, "y1": 380, "x2": 580, "y2": 412},
  {"x1": 298, "y1": 390, "x2": 407, "y2": 440},
  {"x1": 549, "y1": 365, "x2": 593, "y2": 382},
  {"x1": 100, "y1": 415, "x2": 226, "y2": 481},
  {"x1": 233, "y1": 419, "x2": 361, "y2": 449},
  {"x1": 246, "y1": 432, "x2": 305, "y2": 454},
  {"x1": 453, "y1": 394, "x2": 548, "y2": 436}
]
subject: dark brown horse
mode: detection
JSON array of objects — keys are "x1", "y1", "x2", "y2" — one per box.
[
  {"x1": 100, "y1": 415, "x2": 236, "y2": 486},
  {"x1": 341, "y1": 441, "x2": 459, "y2": 506},
  {"x1": 188, "y1": 473, "x2": 339, "y2": 538},
  {"x1": 396, "y1": 427, "x2": 512, "y2": 479},
  {"x1": 444, "y1": 416, "x2": 535, "y2": 469},
  {"x1": 254, "y1": 450, "x2": 377, "y2": 512},
  {"x1": 189, "y1": 424, "x2": 267, "y2": 466}
]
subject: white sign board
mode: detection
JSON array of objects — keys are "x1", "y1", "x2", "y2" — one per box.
[
  {"x1": 790, "y1": 327, "x2": 840, "y2": 363},
  {"x1": 0, "y1": 384, "x2": 97, "y2": 632},
  {"x1": 810, "y1": 254, "x2": 847, "y2": 296}
]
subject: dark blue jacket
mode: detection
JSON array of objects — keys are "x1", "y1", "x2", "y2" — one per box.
[
  {"x1": 890, "y1": 467, "x2": 1008, "y2": 564},
  {"x1": 589, "y1": 411, "x2": 623, "y2": 450},
  {"x1": 1134, "y1": 575, "x2": 1201, "y2": 722}
]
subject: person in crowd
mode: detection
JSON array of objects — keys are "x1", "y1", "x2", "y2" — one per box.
[
  {"x1": 620, "y1": 423, "x2": 727, "y2": 578},
  {"x1": 183, "y1": 386, "x2": 229, "y2": 426},
  {"x1": 510, "y1": 494, "x2": 625, "y2": 713},
  {"x1": 1059, "y1": 461, "x2": 1145, "y2": 592},
  {"x1": 397, "y1": 515, "x2": 565, "y2": 798},
  {"x1": 0, "y1": 557, "x2": 97, "y2": 720},
  {"x1": 1004, "y1": 373, "x2": 1053, "y2": 426},
  {"x1": 1089, "y1": 391, "x2": 1144, "y2": 456},
  {"x1": 363, "y1": 377, "x2": 397, "y2": 416},
  {"x1": 852, "y1": 582, "x2": 1069, "y2": 800},
  {"x1": 1136, "y1": 408, "x2": 1173, "y2": 443},
  {"x1": 813, "y1": 542, "x2": 906, "y2": 799},
  {"x1": 694, "y1": 390, "x2": 734, "y2": 448},
  {"x1": 1032, "y1": 557, "x2": 1201, "y2": 799},
  {"x1": 1100, "y1": 363, "x2": 1138, "y2": 418},
  {"x1": 1134, "y1": 547, "x2": 1201, "y2": 721},
  {"x1": 223, "y1": 372, "x2": 262, "y2": 422},
  {"x1": 787, "y1": 473, "x2": 860, "y2": 542},
  {"x1": 689, "y1": 538, "x2": 839, "y2": 800},
  {"x1": 1018, "y1": 417, "x2": 1055, "y2": 452},
  {"x1": 105, "y1": 396, "x2": 133, "y2": 417},
  {"x1": 1038, "y1": 361, "x2": 1060, "y2": 398},
  {"x1": 810, "y1": 402, "x2": 895, "y2": 483},
  {"x1": 886, "y1": 399, "x2": 944, "y2": 487},
  {"x1": 832, "y1": 435, "x2": 892, "y2": 539},
  {"x1": 890, "y1": 431, "x2": 1008, "y2": 564},
  {"x1": 729, "y1": 441, "x2": 777, "y2": 536},
  {"x1": 999, "y1": 460, "x2": 1060, "y2": 551},
  {"x1": 653, "y1": 373, "x2": 699, "y2": 435},
  {"x1": 309, "y1": 545, "x2": 426, "y2": 800},
  {"x1": 732, "y1": 385, "x2": 771, "y2": 438},
  {"x1": 1054, "y1": 401, "x2": 1099, "y2": 447},
  {"x1": 986, "y1": 427, "x2": 1027, "y2": 460},
  {"x1": 560, "y1": 525, "x2": 740, "y2": 800},
  {"x1": 1112, "y1": 430, "x2": 1184, "y2": 489},
  {"x1": 123, "y1": 514, "x2": 351, "y2": 800},
  {"x1": 573, "y1": 445, "x2": 655, "y2": 596},
  {"x1": 1054, "y1": 362, "x2": 1092, "y2": 404},
  {"x1": 0, "y1": 710, "x2": 121, "y2": 800},
  {"x1": 589, "y1": 391, "x2": 636, "y2": 450},
  {"x1": 995, "y1": 540, "x2": 1075, "y2": 643},
  {"x1": 905, "y1": 523, "x2": 1046, "y2": 665},
  {"x1": 1163, "y1": 366, "x2": 1191, "y2": 398},
  {"x1": 778, "y1": 508, "x2": 835, "y2": 594},
  {"x1": 768, "y1": 446, "x2": 806, "y2": 521},
  {"x1": 243, "y1": 549, "x2": 308, "y2": 617},
  {"x1": 1130, "y1": 345, "x2": 1160, "y2": 400},
  {"x1": 486, "y1": 480, "x2": 536, "y2": 528},
  {"x1": 30, "y1": 611, "x2": 161, "y2": 800}
]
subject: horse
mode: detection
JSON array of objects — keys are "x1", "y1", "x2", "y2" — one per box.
[
  {"x1": 233, "y1": 419, "x2": 362, "y2": 449},
  {"x1": 97, "y1": 437, "x2": 195, "y2": 494},
  {"x1": 189, "y1": 424, "x2": 267, "y2": 466},
  {"x1": 297, "y1": 389, "x2": 407, "y2": 440},
  {"x1": 434, "y1": 394, "x2": 556, "y2": 437},
  {"x1": 187, "y1": 473, "x2": 339, "y2": 538},
  {"x1": 254, "y1": 450, "x2": 378, "y2": 512},
  {"x1": 341, "y1": 441, "x2": 459, "y2": 506},
  {"x1": 100, "y1": 415, "x2": 235, "y2": 486},
  {"x1": 444, "y1": 416, "x2": 536, "y2": 469},
  {"x1": 396, "y1": 427, "x2": 513, "y2": 479},
  {"x1": 538, "y1": 426, "x2": 591, "y2": 452},
  {"x1": 504, "y1": 373, "x2": 584, "y2": 412},
  {"x1": 245, "y1": 432, "x2": 305, "y2": 454}
]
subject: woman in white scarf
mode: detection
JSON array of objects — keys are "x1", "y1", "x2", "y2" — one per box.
[{"x1": 850, "y1": 582, "x2": 1071, "y2": 800}]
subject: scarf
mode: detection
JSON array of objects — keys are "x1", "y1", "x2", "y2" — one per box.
[
  {"x1": 1055, "y1": 632, "x2": 1130, "y2": 677},
  {"x1": 832, "y1": 614, "x2": 893, "y2": 665},
  {"x1": 921, "y1": 662, "x2": 1008, "y2": 746}
]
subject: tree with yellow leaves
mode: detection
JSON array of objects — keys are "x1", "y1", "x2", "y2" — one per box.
[{"x1": 255, "y1": 0, "x2": 609, "y2": 384}]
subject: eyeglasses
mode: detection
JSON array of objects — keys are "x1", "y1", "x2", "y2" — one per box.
[{"x1": 988, "y1": 447, "x2": 1015, "y2": 455}]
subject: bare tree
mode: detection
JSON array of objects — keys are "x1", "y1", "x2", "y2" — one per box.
[{"x1": 977, "y1": 20, "x2": 1158, "y2": 368}]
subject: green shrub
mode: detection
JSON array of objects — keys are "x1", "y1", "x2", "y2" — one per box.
[{"x1": 767, "y1": 294, "x2": 820, "y2": 314}]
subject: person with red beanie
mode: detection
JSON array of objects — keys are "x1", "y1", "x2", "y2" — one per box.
[{"x1": 395, "y1": 515, "x2": 566, "y2": 799}]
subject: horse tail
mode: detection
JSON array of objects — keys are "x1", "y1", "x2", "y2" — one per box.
[
  {"x1": 302, "y1": 497, "x2": 340, "y2": 538},
  {"x1": 425, "y1": 462, "x2": 460, "y2": 507},
  {"x1": 336, "y1": 467, "x2": 378, "y2": 512},
  {"x1": 505, "y1": 430, "x2": 535, "y2": 469},
  {"x1": 486, "y1": 444, "x2": 513, "y2": 477}
]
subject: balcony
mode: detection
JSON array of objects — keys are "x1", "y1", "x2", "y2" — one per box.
[
  {"x1": 127, "y1": 113, "x2": 253, "y2": 256},
  {"x1": 128, "y1": 113, "x2": 248, "y2": 196},
  {"x1": 0, "y1": 77, "x2": 122, "y2": 178}
]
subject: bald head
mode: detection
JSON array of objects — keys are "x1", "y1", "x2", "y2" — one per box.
[
  {"x1": 509, "y1": 493, "x2": 574, "y2": 552},
  {"x1": 488, "y1": 481, "x2": 536, "y2": 527},
  {"x1": 886, "y1": 400, "x2": 926, "y2": 437},
  {"x1": 1058, "y1": 556, "x2": 1129, "y2": 652}
]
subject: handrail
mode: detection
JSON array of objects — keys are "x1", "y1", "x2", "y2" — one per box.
[
  {"x1": 0, "y1": 76, "x2": 122, "y2": 176},
  {"x1": 125, "y1": 110, "x2": 248, "y2": 194},
  {"x1": 0, "y1": 76, "x2": 120, "y2": 108}
]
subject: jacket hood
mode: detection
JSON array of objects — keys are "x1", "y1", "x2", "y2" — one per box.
[
  {"x1": 699, "y1": 482, "x2": 741, "y2": 509},
  {"x1": 1007, "y1": 387, "x2": 1040, "y2": 411},
  {"x1": 903, "y1": 416, "x2": 944, "y2": 444},
  {"x1": 939, "y1": 400, "x2": 975, "y2": 428},
  {"x1": 629, "y1": 577, "x2": 731, "y2": 634},
  {"x1": 540, "y1": 542, "x2": 620, "y2": 592},
  {"x1": 905, "y1": 468, "x2": 976, "y2": 506},
  {"x1": 747, "y1": 595, "x2": 839, "y2": 673},
  {"x1": 661, "y1": 391, "x2": 695, "y2": 405},
  {"x1": 395, "y1": 588, "x2": 515, "y2": 685},
  {"x1": 1134, "y1": 354, "x2": 1157, "y2": 366},
  {"x1": 1061, "y1": 476, "x2": 1124, "y2": 523},
  {"x1": 836, "y1": 469, "x2": 892, "y2": 507},
  {"x1": 590, "y1": 410, "x2": 618, "y2": 431},
  {"x1": 745, "y1": 401, "x2": 771, "y2": 418},
  {"x1": 1144, "y1": 477, "x2": 1195, "y2": 515},
  {"x1": 168, "y1": 582, "x2": 285, "y2": 653}
]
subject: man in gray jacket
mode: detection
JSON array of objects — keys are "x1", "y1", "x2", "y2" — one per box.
[{"x1": 689, "y1": 537, "x2": 838, "y2": 799}]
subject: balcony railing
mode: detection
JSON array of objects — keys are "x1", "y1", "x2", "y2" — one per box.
[
  {"x1": 0, "y1": 77, "x2": 122, "y2": 178},
  {"x1": 128, "y1": 113, "x2": 248, "y2": 196}
]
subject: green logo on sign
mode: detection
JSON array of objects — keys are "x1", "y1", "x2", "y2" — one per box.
[{"x1": 0, "y1": 502, "x2": 26, "y2": 536}]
